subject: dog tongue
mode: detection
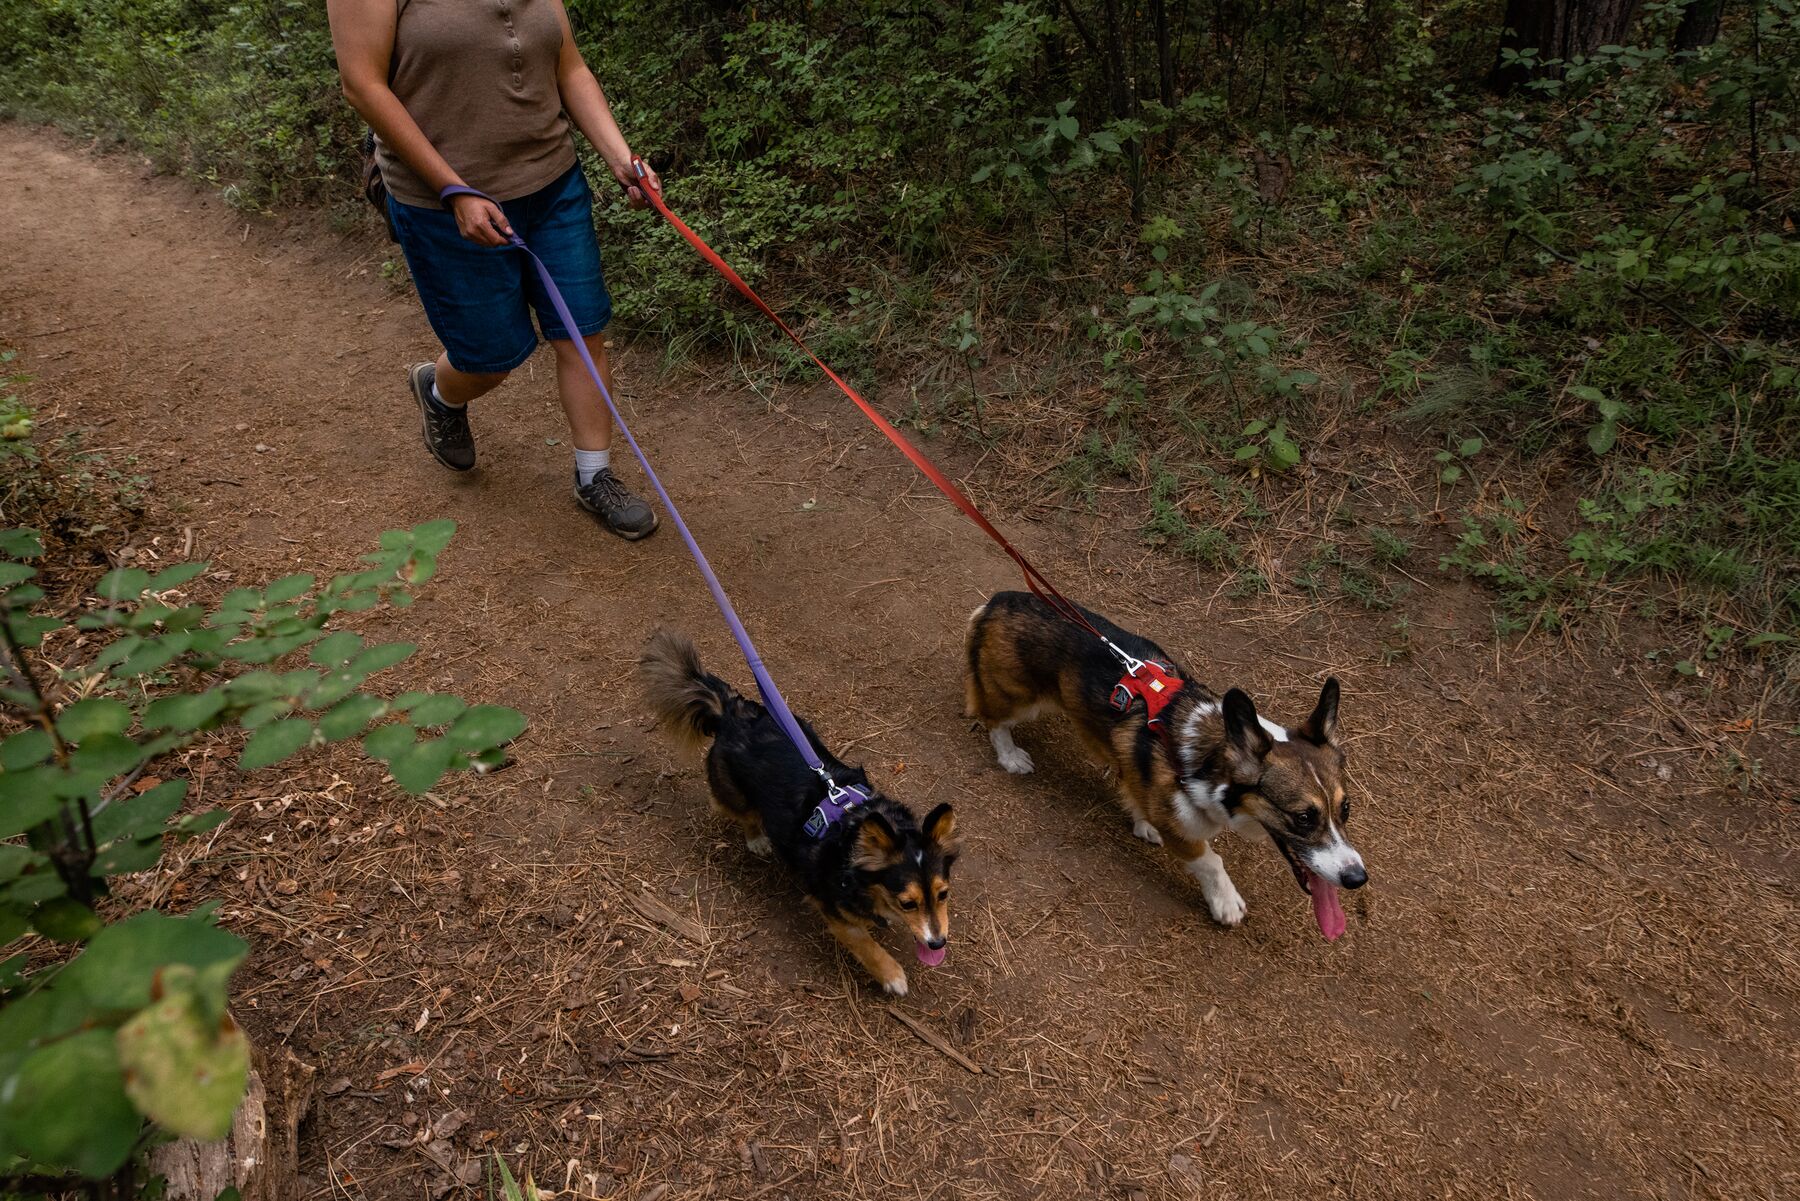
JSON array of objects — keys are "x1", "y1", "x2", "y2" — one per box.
[
  {"x1": 1309, "y1": 873, "x2": 1347, "y2": 942},
  {"x1": 915, "y1": 943, "x2": 947, "y2": 967}
]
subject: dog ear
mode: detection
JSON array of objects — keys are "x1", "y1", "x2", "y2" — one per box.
[
  {"x1": 1297, "y1": 677, "x2": 1340, "y2": 745},
  {"x1": 852, "y1": 812, "x2": 902, "y2": 872},
  {"x1": 1222, "y1": 688, "x2": 1273, "y2": 780},
  {"x1": 922, "y1": 803, "x2": 959, "y2": 854}
]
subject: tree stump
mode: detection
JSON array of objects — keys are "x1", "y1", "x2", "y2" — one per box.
[{"x1": 148, "y1": 1043, "x2": 316, "y2": 1201}]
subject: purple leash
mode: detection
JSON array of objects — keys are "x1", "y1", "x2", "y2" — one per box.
[{"x1": 439, "y1": 184, "x2": 867, "y2": 834}]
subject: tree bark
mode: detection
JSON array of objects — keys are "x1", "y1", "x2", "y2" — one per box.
[
  {"x1": 1674, "y1": 0, "x2": 1725, "y2": 51},
  {"x1": 1489, "y1": 0, "x2": 1645, "y2": 91},
  {"x1": 148, "y1": 1043, "x2": 316, "y2": 1201},
  {"x1": 1151, "y1": 0, "x2": 1177, "y2": 106}
]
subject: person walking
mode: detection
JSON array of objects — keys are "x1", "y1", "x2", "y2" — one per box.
[{"x1": 328, "y1": 0, "x2": 659, "y2": 539}]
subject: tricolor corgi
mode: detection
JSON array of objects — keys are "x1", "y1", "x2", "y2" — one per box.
[
  {"x1": 964, "y1": 592, "x2": 1365, "y2": 940},
  {"x1": 642, "y1": 629, "x2": 961, "y2": 993}
]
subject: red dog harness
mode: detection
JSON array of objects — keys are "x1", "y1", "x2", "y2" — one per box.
[{"x1": 1109, "y1": 655, "x2": 1185, "y2": 729}]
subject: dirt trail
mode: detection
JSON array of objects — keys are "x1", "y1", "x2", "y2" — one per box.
[{"x1": 3, "y1": 126, "x2": 1795, "y2": 1201}]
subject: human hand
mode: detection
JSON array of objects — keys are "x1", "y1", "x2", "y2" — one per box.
[
  {"x1": 611, "y1": 156, "x2": 661, "y2": 210},
  {"x1": 448, "y1": 193, "x2": 514, "y2": 246}
]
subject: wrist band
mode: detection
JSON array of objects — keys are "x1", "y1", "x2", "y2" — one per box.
[{"x1": 438, "y1": 183, "x2": 491, "y2": 205}]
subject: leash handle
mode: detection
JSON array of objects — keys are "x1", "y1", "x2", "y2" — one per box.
[
  {"x1": 437, "y1": 183, "x2": 867, "y2": 816},
  {"x1": 629, "y1": 160, "x2": 1108, "y2": 645}
]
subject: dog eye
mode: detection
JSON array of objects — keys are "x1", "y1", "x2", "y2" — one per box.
[
  {"x1": 1292, "y1": 810, "x2": 1318, "y2": 833},
  {"x1": 899, "y1": 899, "x2": 920, "y2": 911},
  {"x1": 1341, "y1": 798, "x2": 1352, "y2": 823},
  {"x1": 936, "y1": 890, "x2": 949, "y2": 903}
]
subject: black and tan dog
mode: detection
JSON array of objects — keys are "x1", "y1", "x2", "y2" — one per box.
[
  {"x1": 641, "y1": 629, "x2": 960, "y2": 994},
  {"x1": 964, "y1": 592, "x2": 1365, "y2": 940}
]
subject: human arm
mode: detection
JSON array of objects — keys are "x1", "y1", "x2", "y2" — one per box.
[
  {"x1": 325, "y1": 0, "x2": 515, "y2": 246},
  {"x1": 550, "y1": 0, "x2": 661, "y2": 208}
]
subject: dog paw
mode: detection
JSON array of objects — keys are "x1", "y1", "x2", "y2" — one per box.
[
  {"x1": 1132, "y1": 819, "x2": 1164, "y2": 846},
  {"x1": 745, "y1": 834, "x2": 773, "y2": 857},
  {"x1": 1208, "y1": 887, "x2": 1248, "y2": 927},
  {"x1": 881, "y1": 971, "x2": 910, "y2": 997},
  {"x1": 996, "y1": 746, "x2": 1035, "y2": 774}
]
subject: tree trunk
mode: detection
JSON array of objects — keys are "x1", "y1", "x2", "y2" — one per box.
[
  {"x1": 1489, "y1": 0, "x2": 1645, "y2": 91},
  {"x1": 1098, "y1": 0, "x2": 1144, "y2": 220},
  {"x1": 1674, "y1": 0, "x2": 1725, "y2": 51},
  {"x1": 148, "y1": 1043, "x2": 315, "y2": 1201},
  {"x1": 1151, "y1": 0, "x2": 1177, "y2": 106}
]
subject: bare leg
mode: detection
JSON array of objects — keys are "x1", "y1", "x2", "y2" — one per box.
[
  {"x1": 550, "y1": 331, "x2": 616, "y2": 451},
  {"x1": 432, "y1": 352, "x2": 506, "y2": 406}
]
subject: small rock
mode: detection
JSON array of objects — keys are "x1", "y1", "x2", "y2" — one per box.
[
  {"x1": 434, "y1": 1109, "x2": 469, "y2": 1139},
  {"x1": 275, "y1": 878, "x2": 298, "y2": 895},
  {"x1": 254, "y1": 443, "x2": 272, "y2": 453},
  {"x1": 322, "y1": 1076, "x2": 352, "y2": 1097},
  {"x1": 1168, "y1": 1153, "x2": 1203, "y2": 1185},
  {"x1": 547, "y1": 904, "x2": 577, "y2": 929},
  {"x1": 679, "y1": 982, "x2": 702, "y2": 1004}
]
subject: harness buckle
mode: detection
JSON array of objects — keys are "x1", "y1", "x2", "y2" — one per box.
[{"x1": 804, "y1": 768, "x2": 864, "y2": 839}]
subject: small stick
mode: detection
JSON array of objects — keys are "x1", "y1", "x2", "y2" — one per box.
[
  {"x1": 886, "y1": 1005, "x2": 982, "y2": 1074},
  {"x1": 625, "y1": 888, "x2": 707, "y2": 945}
]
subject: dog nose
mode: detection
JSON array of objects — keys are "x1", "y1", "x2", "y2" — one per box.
[
  {"x1": 926, "y1": 937, "x2": 947, "y2": 950},
  {"x1": 1340, "y1": 864, "x2": 1368, "y2": 890}
]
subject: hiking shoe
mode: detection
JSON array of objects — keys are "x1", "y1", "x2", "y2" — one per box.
[
  {"x1": 408, "y1": 362, "x2": 475, "y2": 471},
  {"x1": 575, "y1": 468, "x2": 658, "y2": 540}
]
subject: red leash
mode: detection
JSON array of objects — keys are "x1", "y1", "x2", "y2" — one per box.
[{"x1": 631, "y1": 158, "x2": 1104, "y2": 643}]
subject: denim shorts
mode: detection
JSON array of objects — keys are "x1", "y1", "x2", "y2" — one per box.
[{"x1": 389, "y1": 163, "x2": 612, "y2": 374}]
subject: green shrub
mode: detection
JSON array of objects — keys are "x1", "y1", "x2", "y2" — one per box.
[{"x1": 0, "y1": 520, "x2": 525, "y2": 1189}]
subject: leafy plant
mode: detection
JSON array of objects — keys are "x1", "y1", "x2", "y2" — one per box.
[
  {"x1": 944, "y1": 309, "x2": 985, "y2": 430},
  {"x1": 1572, "y1": 385, "x2": 1628, "y2": 456},
  {"x1": 0, "y1": 521, "x2": 525, "y2": 1189},
  {"x1": 0, "y1": 352, "x2": 32, "y2": 455},
  {"x1": 1235, "y1": 418, "x2": 1302, "y2": 475},
  {"x1": 1434, "y1": 435, "x2": 1484, "y2": 484}
]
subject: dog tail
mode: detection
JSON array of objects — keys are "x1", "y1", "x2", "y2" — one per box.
[{"x1": 640, "y1": 628, "x2": 735, "y2": 752}]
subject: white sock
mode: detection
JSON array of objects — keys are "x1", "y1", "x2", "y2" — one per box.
[
  {"x1": 428, "y1": 380, "x2": 458, "y2": 410},
  {"x1": 574, "y1": 447, "x2": 611, "y2": 485}
]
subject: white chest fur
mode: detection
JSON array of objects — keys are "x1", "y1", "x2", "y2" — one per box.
[{"x1": 1172, "y1": 778, "x2": 1229, "y2": 841}]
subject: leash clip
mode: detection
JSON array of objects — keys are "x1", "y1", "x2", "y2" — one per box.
[
  {"x1": 804, "y1": 768, "x2": 864, "y2": 839},
  {"x1": 1102, "y1": 637, "x2": 1147, "y2": 677},
  {"x1": 819, "y1": 768, "x2": 852, "y2": 803}
]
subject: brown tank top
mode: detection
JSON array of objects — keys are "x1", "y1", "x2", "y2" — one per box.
[{"x1": 375, "y1": 0, "x2": 579, "y2": 208}]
